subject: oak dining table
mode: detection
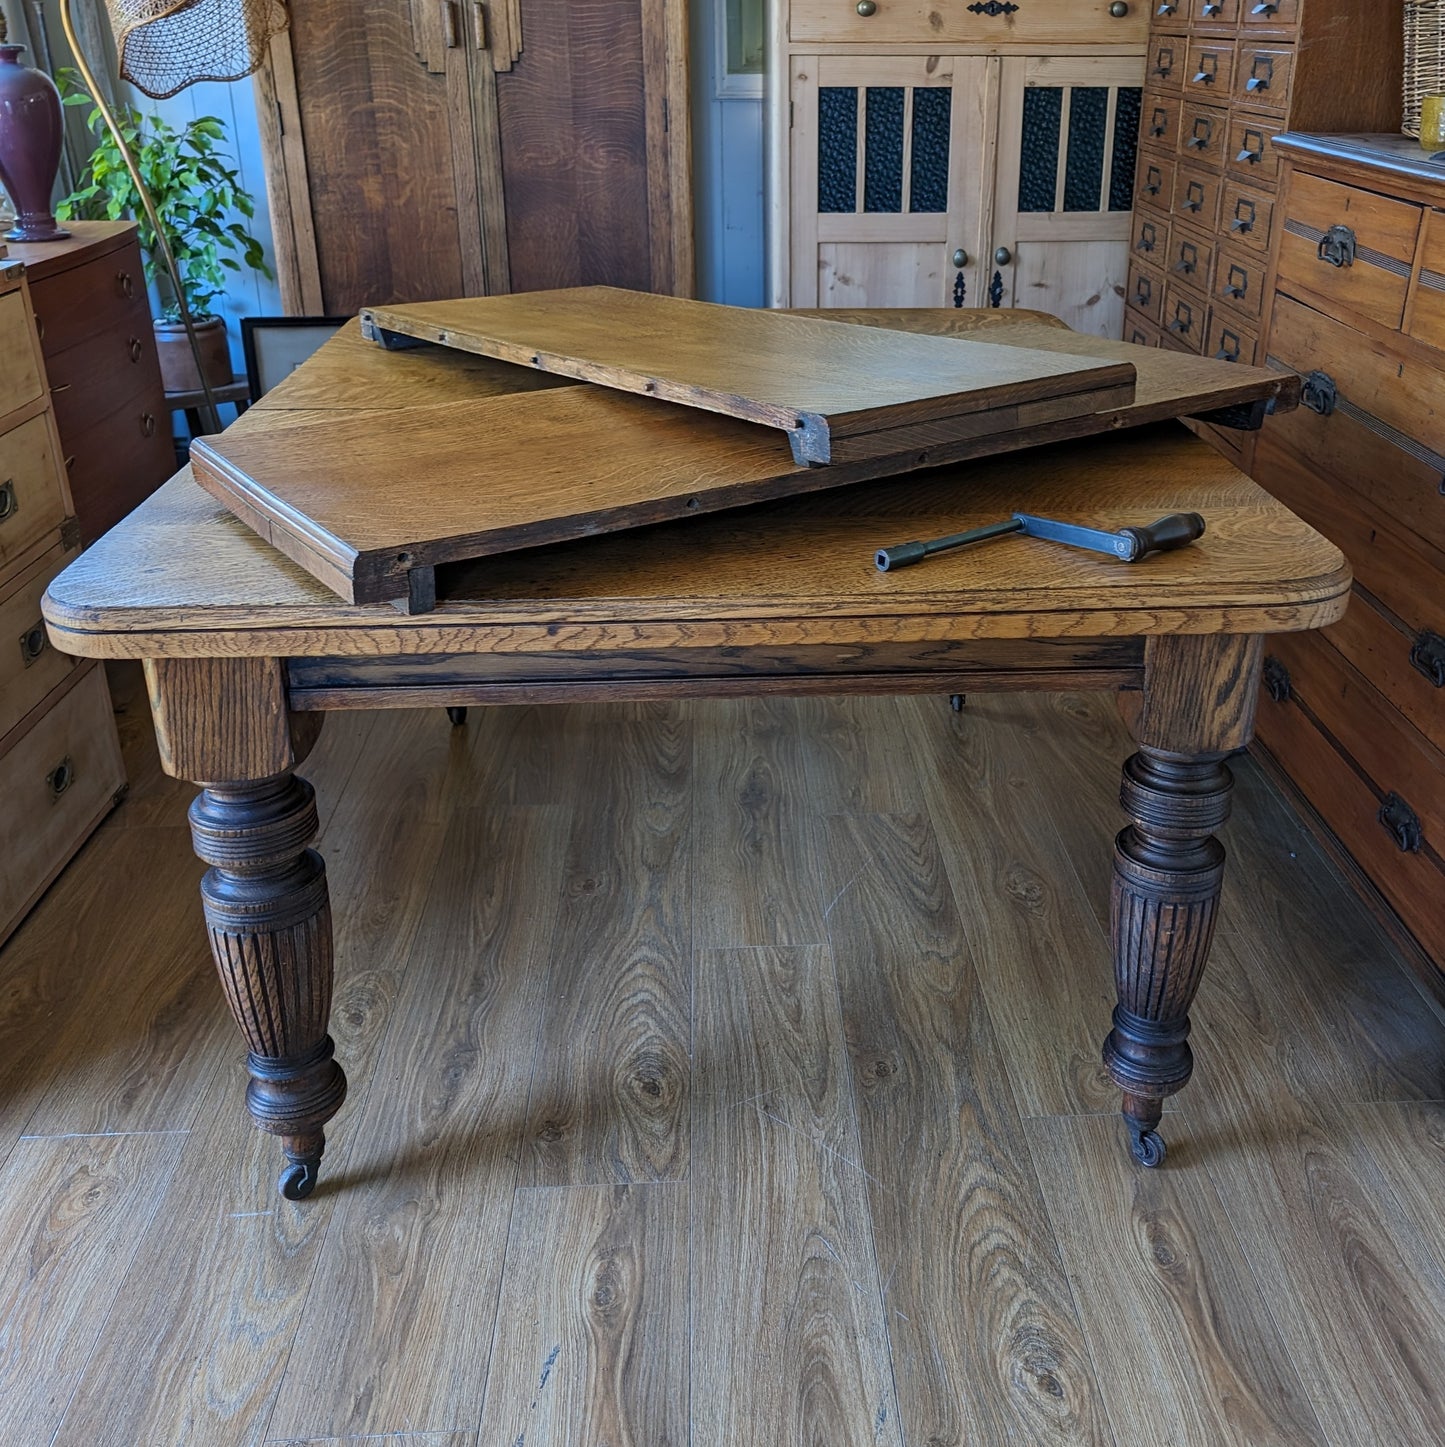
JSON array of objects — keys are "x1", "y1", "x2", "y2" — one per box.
[{"x1": 42, "y1": 311, "x2": 1348, "y2": 1200}]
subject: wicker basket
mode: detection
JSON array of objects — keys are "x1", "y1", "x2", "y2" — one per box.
[{"x1": 1404, "y1": 0, "x2": 1445, "y2": 137}]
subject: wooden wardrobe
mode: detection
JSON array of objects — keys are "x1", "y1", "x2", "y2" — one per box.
[{"x1": 255, "y1": 0, "x2": 693, "y2": 314}]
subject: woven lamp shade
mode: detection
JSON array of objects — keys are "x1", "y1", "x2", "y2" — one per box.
[{"x1": 106, "y1": 0, "x2": 288, "y2": 99}]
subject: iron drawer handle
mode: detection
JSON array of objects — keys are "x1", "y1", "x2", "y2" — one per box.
[
  {"x1": 1153, "y1": 59, "x2": 1174, "y2": 78},
  {"x1": 1194, "y1": 67, "x2": 1217, "y2": 85},
  {"x1": 1300, "y1": 370, "x2": 1337, "y2": 416},
  {"x1": 1223, "y1": 268, "x2": 1248, "y2": 297},
  {"x1": 128, "y1": 336, "x2": 143, "y2": 362},
  {"x1": 50, "y1": 382, "x2": 71, "y2": 394},
  {"x1": 1174, "y1": 254, "x2": 1197, "y2": 274},
  {"x1": 1215, "y1": 340, "x2": 1241, "y2": 362},
  {"x1": 1150, "y1": 114, "x2": 1169, "y2": 137},
  {"x1": 952, "y1": 248, "x2": 969, "y2": 267},
  {"x1": 1378, "y1": 793, "x2": 1423, "y2": 853},
  {"x1": 19, "y1": 621, "x2": 47, "y2": 666},
  {"x1": 1143, "y1": 175, "x2": 1163, "y2": 195},
  {"x1": 1135, "y1": 233, "x2": 1156, "y2": 252},
  {"x1": 1187, "y1": 122, "x2": 1212, "y2": 149},
  {"x1": 47, "y1": 757, "x2": 74, "y2": 799},
  {"x1": 0, "y1": 480, "x2": 16, "y2": 520},
  {"x1": 1238, "y1": 139, "x2": 1264, "y2": 164},
  {"x1": 117, "y1": 270, "x2": 134, "y2": 299},
  {"x1": 1231, "y1": 205, "x2": 1256, "y2": 233},
  {"x1": 1317, "y1": 224, "x2": 1356, "y2": 268},
  {"x1": 1252, "y1": 1, "x2": 1279, "y2": 11},
  {"x1": 1201, "y1": 1, "x2": 1223, "y2": 13},
  {"x1": 1410, "y1": 630, "x2": 1445, "y2": 688},
  {"x1": 1157, "y1": 2, "x2": 1177, "y2": 12},
  {"x1": 1247, "y1": 58, "x2": 1273, "y2": 92},
  {"x1": 1262, "y1": 656, "x2": 1291, "y2": 702},
  {"x1": 141, "y1": 413, "x2": 157, "y2": 438},
  {"x1": 1183, "y1": 192, "x2": 1203, "y2": 212},
  {"x1": 1168, "y1": 315, "x2": 1192, "y2": 333}
]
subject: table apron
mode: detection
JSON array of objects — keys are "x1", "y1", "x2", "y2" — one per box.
[{"x1": 284, "y1": 638, "x2": 1144, "y2": 711}]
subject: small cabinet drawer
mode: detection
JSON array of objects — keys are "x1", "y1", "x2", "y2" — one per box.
[
  {"x1": 0, "y1": 662, "x2": 125, "y2": 948},
  {"x1": 1131, "y1": 213, "x2": 1170, "y2": 264},
  {"x1": 1205, "y1": 310, "x2": 1258, "y2": 365},
  {"x1": 1166, "y1": 222, "x2": 1214, "y2": 295},
  {"x1": 0, "y1": 539, "x2": 81, "y2": 743},
  {"x1": 1148, "y1": 35, "x2": 1187, "y2": 90},
  {"x1": 0, "y1": 288, "x2": 45, "y2": 422},
  {"x1": 1137, "y1": 152, "x2": 1177, "y2": 213},
  {"x1": 1240, "y1": 0, "x2": 1298, "y2": 28},
  {"x1": 1183, "y1": 40, "x2": 1234, "y2": 99},
  {"x1": 1227, "y1": 113, "x2": 1284, "y2": 182},
  {"x1": 1276, "y1": 171, "x2": 1422, "y2": 331},
  {"x1": 789, "y1": 0, "x2": 1147, "y2": 44},
  {"x1": 0, "y1": 413, "x2": 69, "y2": 573},
  {"x1": 1161, "y1": 284, "x2": 1207, "y2": 350},
  {"x1": 1178, "y1": 101, "x2": 1229, "y2": 165},
  {"x1": 1173, "y1": 163, "x2": 1223, "y2": 228},
  {"x1": 1221, "y1": 180, "x2": 1275, "y2": 252},
  {"x1": 1127, "y1": 262, "x2": 1166, "y2": 323},
  {"x1": 1125, "y1": 312, "x2": 1164, "y2": 348},
  {"x1": 1142, "y1": 92, "x2": 1181, "y2": 151},
  {"x1": 1188, "y1": 0, "x2": 1240, "y2": 30},
  {"x1": 62, "y1": 391, "x2": 177, "y2": 545},
  {"x1": 1406, "y1": 208, "x2": 1445, "y2": 353},
  {"x1": 1212, "y1": 242, "x2": 1264, "y2": 319},
  {"x1": 28, "y1": 244, "x2": 146, "y2": 358},
  {"x1": 1233, "y1": 43, "x2": 1293, "y2": 113}
]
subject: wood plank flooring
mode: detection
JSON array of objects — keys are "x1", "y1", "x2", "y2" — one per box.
[{"x1": 1, "y1": 663, "x2": 1442, "y2": 1446}]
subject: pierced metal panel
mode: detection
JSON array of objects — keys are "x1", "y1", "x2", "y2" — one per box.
[
  {"x1": 1110, "y1": 87, "x2": 1141, "y2": 211},
  {"x1": 864, "y1": 86, "x2": 905, "y2": 213},
  {"x1": 909, "y1": 86, "x2": 952, "y2": 213},
  {"x1": 1064, "y1": 87, "x2": 1109, "y2": 212},
  {"x1": 1018, "y1": 87, "x2": 1063, "y2": 213},
  {"x1": 818, "y1": 87, "x2": 858, "y2": 213}
]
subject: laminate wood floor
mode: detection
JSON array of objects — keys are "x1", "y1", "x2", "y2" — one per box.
[{"x1": 2, "y1": 664, "x2": 1442, "y2": 1446}]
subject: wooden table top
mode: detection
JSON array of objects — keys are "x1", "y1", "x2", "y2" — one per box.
[{"x1": 43, "y1": 311, "x2": 1348, "y2": 663}]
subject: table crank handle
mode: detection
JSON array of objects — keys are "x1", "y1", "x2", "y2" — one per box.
[{"x1": 1116, "y1": 512, "x2": 1206, "y2": 562}]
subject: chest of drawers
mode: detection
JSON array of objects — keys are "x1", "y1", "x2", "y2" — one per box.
[
  {"x1": 7, "y1": 223, "x2": 176, "y2": 544},
  {"x1": 1250, "y1": 133, "x2": 1445, "y2": 978},
  {"x1": 1123, "y1": 0, "x2": 1404, "y2": 465},
  {"x1": 0, "y1": 255, "x2": 126, "y2": 947}
]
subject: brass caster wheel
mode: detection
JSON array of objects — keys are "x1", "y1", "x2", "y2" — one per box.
[
  {"x1": 446, "y1": 706, "x2": 469, "y2": 727},
  {"x1": 279, "y1": 1158, "x2": 321, "y2": 1200}
]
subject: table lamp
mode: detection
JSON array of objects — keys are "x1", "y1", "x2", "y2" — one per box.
[{"x1": 58, "y1": 0, "x2": 288, "y2": 429}]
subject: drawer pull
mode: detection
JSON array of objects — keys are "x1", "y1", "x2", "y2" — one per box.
[
  {"x1": 1317, "y1": 224, "x2": 1356, "y2": 268},
  {"x1": 1149, "y1": 112, "x2": 1169, "y2": 138},
  {"x1": 1410, "y1": 630, "x2": 1445, "y2": 688},
  {"x1": 141, "y1": 413, "x2": 157, "y2": 438},
  {"x1": 50, "y1": 382, "x2": 72, "y2": 394},
  {"x1": 1378, "y1": 793, "x2": 1423, "y2": 854},
  {"x1": 1157, "y1": 2, "x2": 1178, "y2": 12},
  {"x1": 1246, "y1": 57, "x2": 1274, "y2": 92},
  {"x1": 1173, "y1": 247, "x2": 1199, "y2": 275},
  {"x1": 19, "y1": 620, "x2": 47, "y2": 666},
  {"x1": 1193, "y1": 61, "x2": 1219, "y2": 85},
  {"x1": 1237, "y1": 138, "x2": 1264, "y2": 165},
  {"x1": 47, "y1": 756, "x2": 74, "y2": 800},
  {"x1": 1262, "y1": 655, "x2": 1291, "y2": 702},
  {"x1": 1201, "y1": 1, "x2": 1223, "y2": 14},
  {"x1": 1252, "y1": 1, "x2": 1279, "y2": 11},
  {"x1": 1222, "y1": 265, "x2": 1248, "y2": 298},
  {"x1": 1300, "y1": 370, "x2": 1337, "y2": 417},
  {"x1": 0, "y1": 480, "x2": 15, "y2": 521},
  {"x1": 117, "y1": 270, "x2": 135, "y2": 299},
  {"x1": 128, "y1": 337, "x2": 143, "y2": 363},
  {"x1": 1167, "y1": 312, "x2": 1193, "y2": 335},
  {"x1": 1187, "y1": 120, "x2": 1213, "y2": 149},
  {"x1": 1152, "y1": 53, "x2": 1174, "y2": 79},
  {"x1": 1215, "y1": 332, "x2": 1242, "y2": 362},
  {"x1": 1135, "y1": 229, "x2": 1157, "y2": 253},
  {"x1": 1230, "y1": 201, "x2": 1257, "y2": 234},
  {"x1": 856, "y1": 0, "x2": 877, "y2": 12},
  {"x1": 1109, "y1": 1, "x2": 1130, "y2": 13}
]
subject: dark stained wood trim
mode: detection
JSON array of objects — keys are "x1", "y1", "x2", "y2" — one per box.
[{"x1": 1272, "y1": 134, "x2": 1445, "y2": 202}]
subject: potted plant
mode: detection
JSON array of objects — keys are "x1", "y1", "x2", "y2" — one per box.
[{"x1": 56, "y1": 73, "x2": 271, "y2": 392}]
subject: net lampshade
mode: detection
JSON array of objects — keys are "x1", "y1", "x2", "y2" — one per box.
[{"x1": 106, "y1": 0, "x2": 287, "y2": 99}]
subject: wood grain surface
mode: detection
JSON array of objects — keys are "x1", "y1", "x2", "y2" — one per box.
[
  {"x1": 5, "y1": 687, "x2": 1445, "y2": 1442},
  {"x1": 359, "y1": 286, "x2": 1138, "y2": 462}
]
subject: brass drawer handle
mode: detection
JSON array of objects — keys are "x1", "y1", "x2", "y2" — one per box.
[
  {"x1": 128, "y1": 336, "x2": 143, "y2": 363},
  {"x1": 47, "y1": 756, "x2": 75, "y2": 799},
  {"x1": 117, "y1": 270, "x2": 135, "y2": 299},
  {"x1": 141, "y1": 413, "x2": 157, "y2": 438},
  {"x1": 19, "y1": 620, "x2": 47, "y2": 666},
  {"x1": 1378, "y1": 792, "x2": 1423, "y2": 853},
  {"x1": 1300, "y1": 370, "x2": 1337, "y2": 416},
  {"x1": 1410, "y1": 630, "x2": 1445, "y2": 688},
  {"x1": 0, "y1": 479, "x2": 16, "y2": 521},
  {"x1": 1317, "y1": 224, "x2": 1356, "y2": 268}
]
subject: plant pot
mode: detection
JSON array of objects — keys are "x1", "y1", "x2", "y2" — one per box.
[{"x1": 154, "y1": 317, "x2": 232, "y2": 393}]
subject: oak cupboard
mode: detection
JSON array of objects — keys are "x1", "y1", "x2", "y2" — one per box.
[
  {"x1": 768, "y1": 0, "x2": 1147, "y2": 337},
  {"x1": 255, "y1": 0, "x2": 693, "y2": 315}
]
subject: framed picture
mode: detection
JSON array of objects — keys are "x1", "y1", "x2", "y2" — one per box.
[{"x1": 241, "y1": 316, "x2": 350, "y2": 399}]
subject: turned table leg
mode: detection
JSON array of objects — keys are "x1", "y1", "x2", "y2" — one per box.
[
  {"x1": 1102, "y1": 633, "x2": 1263, "y2": 1167},
  {"x1": 145, "y1": 656, "x2": 345, "y2": 1199}
]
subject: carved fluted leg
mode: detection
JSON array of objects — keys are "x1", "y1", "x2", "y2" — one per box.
[
  {"x1": 1102, "y1": 748, "x2": 1232, "y2": 1167},
  {"x1": 189, "y1": 772, "x2": 347, "y2": 1199}
]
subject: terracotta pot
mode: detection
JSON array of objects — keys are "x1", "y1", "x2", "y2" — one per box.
[
  {"x1": 155, "y1": 317, "x2": 233, "y2": 393},
  {"x1": 0, "y1": 38, "x2": 69, "y2": 242}
]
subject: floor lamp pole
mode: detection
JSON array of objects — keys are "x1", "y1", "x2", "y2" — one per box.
[{"x1": 58, "y1": 0, "x2": 223, "y2": 435}]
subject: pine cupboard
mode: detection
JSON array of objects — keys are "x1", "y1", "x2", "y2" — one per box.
[{"x1": 768, "y1": 0, "x2": 1147, "y2": 336}]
